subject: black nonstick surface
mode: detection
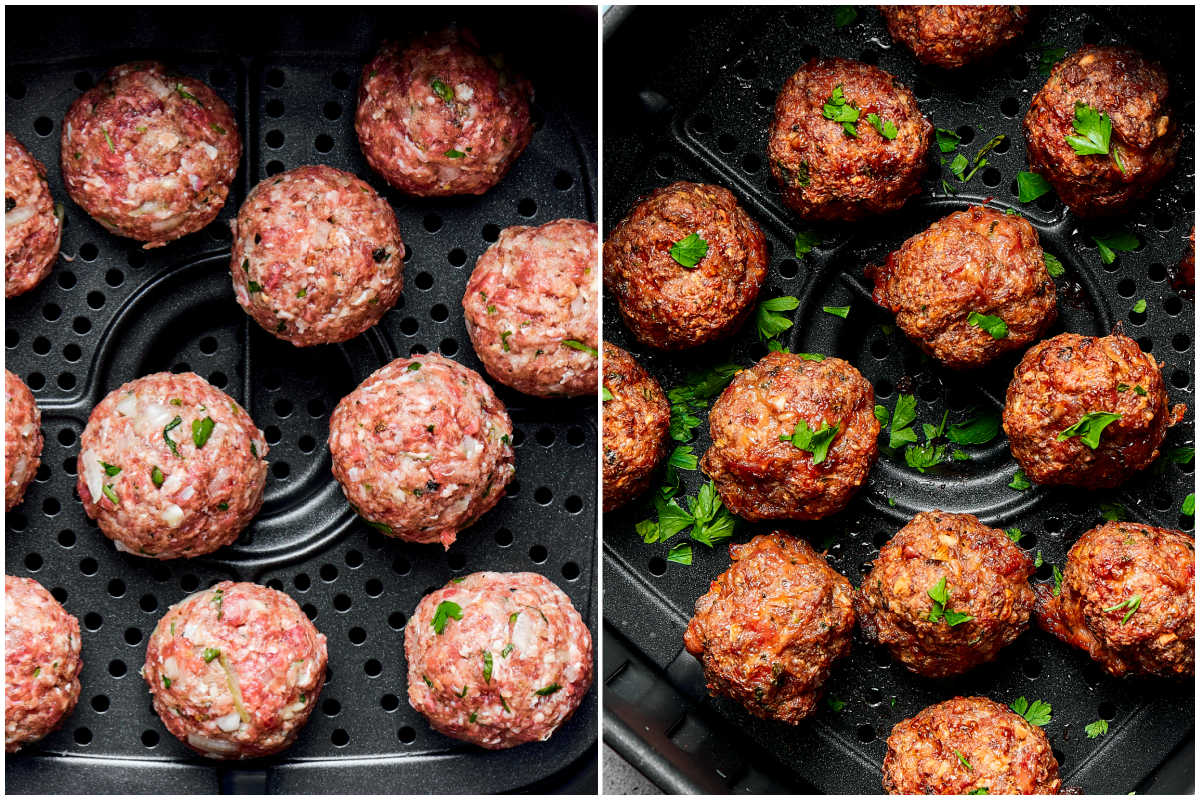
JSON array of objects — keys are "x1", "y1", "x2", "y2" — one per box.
[
  {"x1": 5, "y1": 6, "x2": 597, "y2": 794},
  {"x1": 603, "y1": 6, "x2": 1194, "y2": 795}
]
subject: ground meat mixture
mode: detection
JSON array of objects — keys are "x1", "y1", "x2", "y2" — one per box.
[
  {"x1": 5, "y1": 133, "x2": 60, "y2": 297},
  {"x1": 601, "y1": 342, "x2": 670, "y2": 512},
  {"x1": 1178, "y1": 227, "x2": 1195, "y2": 289},
  {"x1": 1003, "y1": 332, "x2": 1186, "y2": 488},
  {"x1": 880, "y1": 6, "x2": 1031, "y2": 69},
  {"x1": 463, "y1": 219, "x2": 598, "y2": 397},
  {"x1": 230, "y1": 165, "x2": 404, "y2": 346},
  {"x1": 1036, "y1": 521, "x2": 1193, "y2": 679},
  {"x1": 5, "y1": 370, "x2": 42, "y2": 511},
  {"x1": 1024, "y1": 46, "x2": 1180, "y2": 217},
  {"x1": 604, "y1": 181, "x2": 767, "y2": 350},
  {"x1": 406, "y1": 571, "x2": 593, "y2": 749},
  {"x1": 867, "y1": 206, "x2": 1058, "y2": 369},
  {"x1": 60, "y1": 61, "x2": 241, "y2": 247},
  {"x1": 769, "y1": 58, "x2": 932, "y2": 221},
  {"x1": 701, "y1": 352, "x2": 879, "y2": 521},
  {"x1": 684, "y1": 533, "x2": 855, "y2": 723}
]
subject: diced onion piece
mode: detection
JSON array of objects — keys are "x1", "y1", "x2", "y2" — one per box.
[
  {"x1": 116, "y1": 394, "x2": 138, "y2": 417},
  {"x1": 162, "y1": 657, "x2": 180, "y2": 681},
  {"x1": 80, "y1": 450, "x2": 104, "y2": 506},
  {"x1": 187, "y1": 732, "x2": 241, "y2": 757},
  {"x1": 5, "y1": 206, "x2": 35, "y2": 228},
  {"x1": 215, "y1": 712, "x2": 242, "y2": 732},
  {"x1": 177, "y1": 485, "x2": 196, "y2": 502},
  {"x1": 161, "y1": 504, "x2": 185, "y2": 527}
]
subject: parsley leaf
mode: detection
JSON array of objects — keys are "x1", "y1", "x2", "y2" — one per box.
[
  {"x1": 1057, "y1": 411, "x2": 1122, "y2": 449},
  {"x1": 1085, "y1": 719, "x2": 1109, "y2": 739},
  {"x1": 1009, "y1": 469, "x2": 1032, "y2": 490},
  {"x1": 794, "y1": 230, "x2": 820, "y2": 257},
  {"x1": 1102, "y1": 594, "x2": 1141, "y2": 624},
  {"x1": 1017, "y1": 171, "x2": 1053, "y2": 203},
  {"x1": 967, "y1": 311, "x2": 1008, "y2": 339},
  {"x1": 905, "y1": 440, "x2": 949, "y2": 473},
  {"x1": 1010, "y1": 697, "x2": 1052, "y2": 726},
  {"x1": 954, "y1": 749, "x2": 972, "y2": 771},
  {"x1": 1005, "y1": 528, "x2": 1024, "y2": 544},
  {"x1": 756, "y1": 295, "x2": 800, "y2": 343},
  {"x1": 1092, "y1": 231, "x2": 1139, "y2": 265},
  {"x1": 821, "y1": 85, "x2": 860, "y2": 137},
  {"x1": 779, "y1": 419, "x2": 841, "y2": 465},
  {"x1": 444, "y1": 149, "x2": 465, "y2": 159},
  {"x1": 887, "y1": 393, "x2": 919, "y2": 449},
  {"x1": 430, "y1": 78, "x2": 454, "y2": 103},
  {"x1": 688, "y1": 481, "x2": 737, "y2": 547},
  {"x1": 667, "y1": 541, "x2": 693, "y2": 566},
  {"x1": 602, "y1": 386, "x2": 613, "y2": 402},
  {"x1": 866, "y1": 112, "x2": 898, "y2": 140},
  {"x1": 1099, "y1": 503, "x2": 1127, "y2": 522},
  {"x1": 669, "y1": 233, "x2": 709, "y2": 268},
  {"x1": 823, "y1": 305, "x2": 850, "y2": 319},
  {"x1": 833, "y1": 5, "x2": 857, "y2": 27},
  {"x1": 562, "y1": 339, "x2": 597, "y2": 357},
  {"x1": 535, "y1": 683, "x2": 562, "y2": 696},
  {"x1": 1052, "y1": 565, "x2": 1063, "y2": 596},
  {"x1": 100, "y1": 461, "x2": 122, "y2": 476},
  {"x1": 1184, "y1": 493, "x2": 1195, "y2": 516},
  {"x1": 1038, "y1": 44, "x2": 1066, "y2": 76},
  {"x1": 935, "y1": 127, "x2": 961, "y2": 153},
  {"x1": 667, "y1": 364, "x2": 741, "y2": 443},
  {"x1": 1043, "y1": 252, "x2": 1065, "y2": 277},
  {"x1": 1034, "y1": 550, "x2": 1044, "y2": 568},
  {"x1": 667, "y1": 445, "x2": 698, "y2": 471},
  {"x1": 432, "y1": 601, "x2": 463, "y2": 634},
  {"x1": 947, "y1": 413, "x2": 1001, "y2": 445},
  {"x1": 1132, "y1": 298, "x2": 1147, "y2": 314},
  {"x1": 1065, "y1": 102, "x2": 1112, "y2": 157},
  {"x1": 482, "y1": 650, "x2": 493, "y2": 682},
  {"x1": 826, "y1": 694, "x2": 846, "y2": 712},
  {"x1": 192, "y1": 416, "x2": 216, "y2": 449}
]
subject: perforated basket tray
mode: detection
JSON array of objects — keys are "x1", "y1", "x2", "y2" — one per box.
[
  {"x1": 602, "y1": 6, "x2": 1194, "y2": 794},
  {"x1": 5, "y1": 7, "x2": 597, "y2": 794}
]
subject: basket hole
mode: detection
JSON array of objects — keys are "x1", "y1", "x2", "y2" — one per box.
[
  {"x1": 57, "y1": 427, "x2": 76, "y2": 447},
  {"x1": 1153, "y1": 212, "x2": 1174, "y2": 232},
  {"x1": 124, "y1": 627, "x2": 143, "y2": 646},
  {"x1": 565, "y1": 495, "x2": 583, "y2": 514},
  {"x1": 57, "y1": 372, "x2": 76, "y2": 391},
  {"x1": 429, "y1": 303, "x2": 448, "y2": 323},
  {"x1": 534, "y1": 487, "x2": 553, "y2": 505},
  {"x1": 331, "y1": 729, "x2": 349, "y2": 747},
  {"x1": 856, "y1": 724, "x2": 874, "y2": 743},
  {"x1": 364, "y1": 659, "x2": 382, "y2": 677},
  {"x1": 24, "y1": 552, "x2": 42, "y2": 571},
  {"x1": 274, "y1": 398, "x2": 293, "y2": 418},
  {"x1": 566, "y1": 426, "x2": 586, "y2": 447},
  {"x1": 517, "y1": 198, "x2": 538, "y2": 218},
  {"x1": 141, "y1": 730, "x2": 159, "y2": 748},
  {"x1": 265, "y1": 98, "x2": 285, "y2": 117},
  {"x1": 381, "y1": 693, "x2": 399, "y2": 711},
  {"x1": 512, "y1": 429, "x2": 526, "y2": 448},
  {"x1": 866, "y1": 687, "x2": 883, "y2": 706},
  {"x1": 307, "y1": 397, "x2": 326, "y2": 417},
  {"x1": 1022, "y1": 659, "x2": 1042, "y2": 679},
  {"x1": 423, "y1": 213, "x2": 443, "y2": 234},
  {"x1": 32, "y1": 335, "x2": 50, "y2": 355},
  {"x1": 529, "y1": 544, "x2": 548, "y2": 563},
  {"x1": 1000, "y1": 96, "x2": 1020, "y2": 117},
  {"x1": 857, "y1": 49, "x2": 879, "y2": 66},
  {"x1": 562, "y1": 561, "x2": 581, "y2": 581},
  {"x1": 1138, "y1": 336, "x2": 1154, "y2": 353},
  {"x1": 955, "y1": 125, "x2": 975, "y2": 146},
  {"x1": 392, "y1": 556, "x2": 411, "y2": 576},
  {"x1": 415, "y1": 271, "x2": 434, "y2": 291},
  {"x1": 264, "y1": 425, "x2": 282, "y2": 445},
  {"x1": 400, "y1": 317, "x2": 419, "y2": 336},
  {"x1": 293, "y1": 573, "x2": 311, "y2": 591},
  {"x1": 482, "y1": 223, "x2": 500, "y2": 242},
  {"x1": 63, "y1": 343, "x2": 82, "y2": 362},
  {"x1": 349, "y1": 627, "x2": 367, "y2": 645},
  {"x1": 331, "y1": 70, "x2": 351, "y2": 90},
  {"x1": 323, "y1": 698, "x2": 341, "y2": 717},
  {"x1": 323, "y1": 101, "x2": 342, "y2": 120},
  {"x1": 80, "y1": 557, "x2": 98, "y2": 576},
  {"x1": 333, "y1": 593, "x2": 352, "y2": 612},
  {"x1": 508, "y1": 480, "x2": 522, "y2": 497},
  {"x1": 321, "y1": 564, "x2": 338, "y2": 582},
  {"x1": 387, "y1": 612, "x2": 406, "y2": 630},
  {"x1": 1172, "y1": 334, "x2": 1190, "y2": 352},
  {"x1": 1164, "y1": 296, "x2": 1183, "y2": 316},
  {"x1": 91, "y1": 695, "x2": 110, "y2": 712},
  {"x1": 84, "y1": 612, "x2": 102, "y2": 631},
  {"x1": 648, "y1": 557, "x2": 667, "y2": 576},
  {"x1": 345, "y1": 550, "x2": 363, "y2": 568},
  {"x1": 265, "y1": 68, "x2": 285, "y2": 88},
  {"x1": 74, "y1": 727, "x2": 93, "y2": 745},
  {"x1": 34, "y1": 116, "x2": 53, "y2": 136},
  {"x1": 1044, "y1": 517, "x2": 1062, "y2": 533},
  {"x1": 553, "y1": 170, "x2": 575, "y2": 191},
  {"x1": 1148, "y1": 262, "x2": 1167, "y2": 282},
  {"x1": 107, "y1": 578, "x2": 126, "y2": 598},
  {"x1": 265, "y1": 129, "x2": 284, "y2": 149},
  {"x1": 302, "y1": 603, "x2": 318, "y2": 620},
  {"x1": 690, "y1": 114, "x2": 712, "y2": 135},
  {"x1": 10, "y1": 512, "x2": 28, "y2": 531},
  {"x1": 1099, "y1": 701, "x2": 1116, "y2": 720},
  {"x1": 447, "y1": 551, "x2": 466, "y2": 571},
  {"x1": 1116, "y1": 279, "x2": 1136, "y2": 298},
  {"x1": 139, "y1": 594, "x2": 157, "y2": 613},
  {"x1": 654, "y1": 158, "x2": 675, "y2": 179},
  {"x1": 266, "y1": 160, "x2": 285, "y2": 177},
  {"x1": 982, "y1": 167, "x2": 1002, "y2": 187},
  {"x1": 447, "y1": 248, "x2": 468, "y2": 267},
  {"x1": 180, "y1": 574, "x2": 200, "y2": 592},
  {"x1": 108, "y1": 659, "x2": 127, "y2": 678},
  {"x1": 495, "y1": 528, "x2": 514, "y2": 547},
  {"x1": 536, "y1": 427, "x2": 555, "y2": 447},
  {"x1": 265, "y1": 578, "x2": 283, "y2": 591},
  {"x1": 298, "y1": 434, "x2": 316, "y2": 453},
  {"x1": 398, "y1": 726, "x2": 416, "y2": 744},
  {"x1": 742, "y1": 153, "x2": 761, "y2": 173},
  {"x1": 42, "y1": 302, "x2": 63, "y2": 322},
  {"x1": 717, "y1": 133, "x2": 737, "y2": 154},
  {"x1": 365, "y1": 578, "x2": 383, "y2": 597},
  {"x1": 36, "y1": 464, "x2": 51, "y2": 483}
]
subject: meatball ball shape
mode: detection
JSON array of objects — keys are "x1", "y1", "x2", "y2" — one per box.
[
  {"x1": 701, "y1": 352, "x2": 879, "y2": 521},
  {"x1": 5, "y1": 576, "x2": 82, "y2": 753},
  {"x1": 769, "y1": 58, "x2": 932, "y2": 221},
  {"x1": 880, "y1": 5, "x2": 1031, "y2": 70},
  {"x1": 356, "y1": 29, "x2": 533, "y2": 196},
  {"x1": 857, "y1": 511, "x2": 1035, "y2": 678},
  {"x1": 230, "y1": 165, "x2": 404, "y2": 347},
  {"x1": 1003, "y1": 332, "x2": 1186, "y2": 488},
  {"x1": 61, "y1": 61, "x2": 241, "y2": 247},
  {"x1": 1179, "y1": 227, "x2": 1195, "y2": 289},
  {"x1": 5, "y1": 370, "x2": 43, "y2": 511},
  {"x1": 144, "y1": 582, "x2": 327, "y2": 759},
  {"x1": 867, "y1": 206, "x2": 1058, "y2": 369},
  {"x1": 601, "y1": 343, "x2": 671, "y2": 512},
  {"x1": 1024, "y1": 46, "x2": 1180, "y2": 217},
  {"x1": 329, "y1": 354, "x2": 514, "y2": 548},
  {"x1": 684, "y1": 533, "x2": 855, "y2": 723},
  {"x1": 604, "y1": 182, "x2": 767, "y2": 350},
  {"x1": 77, "y1": 372, "x2": 269, "y2": 559},
  {"x1": 406, "y1": 572, "x2": 593, "y2": 749},
  {"x1": 1036, "y1": 522, "x2": 1194, "y2": 679},
  {"x1": 463, "y1": 219, "x2": 598, "y2": 397},
  {"x1": 883, "y1": 696, "x2": 1061, "y2": 794},
  {"x1": 5, "y1": 133, "x2": 60, "y2": 297}
]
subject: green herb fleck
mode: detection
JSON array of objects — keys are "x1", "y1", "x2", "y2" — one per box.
[
  {"x1": 967, "y1": 311, "x2": 1008, "y2": 339},
  {"x1": 822, "y1": 305, "x2": 850, "y2": 319},
  {"x1": 1009, "y1": 470, "x2": 1032, "y2": 491},
  {"x1": 482, "y1": 650, "x2": 493, "y2": 683},
  {"x1": 779, "y1": 419, "x2": 841, "y2": 465},
  {"x1": 192, "y1": 416, "x2": 216, "y2": 448},
  {"x1": 202, "y1": 647, "x2": 220, "y2": 663},
  {"x1": 865, "y1": 112, "x2": 897, "y2": 140},
  {"x1": 100, "y1": 461, "x2": 122, "y2": 476},
  {"x1": 1132, "y1": 298, "x2": 1147, "y2": 313},
  {"x1": 1102, "y1": 594, "x2": 1141, "y2": 625},
  {"x1": 534, "y1": 683, "x2": 562, "y2": 696},
  {"x1": 794, "y1": 230, "x2": 820, "y2": 257},
  {"x1": 430, "y1": 79, "x2": 454, "y2": 103},
  {"x1": 445, "y1": 149, "x2": 466, "y2": 158},
  {"x1": 669, "y1": 233, "x2": 708, "y2": 268},
  {"x1": 822, "y1": 85, "x2": 860, "y2": 137},
  {"x1": 1017, "y1": 170, "x2": 1053, "y2": 203},
  {"x1": 935, "y1": 127, "x2": 961, "y2": 153},
  {"x1": 1085, "y1": 719, "x2": 1109, "y2": 739},
  {"x1": 1092, "y1": 231, "x2": 1139, "y2": 265},
  {"x1": 432, "y1": 601, "x2": 463, "y2": 634},
  {"x1": 102, "y1": 484, "x2": 120, "y2": 505},
  {"x1": 833, "y1": 5, "x2": 857, "y2": 27},
  {"x1": 667, "y1": 541, "x2": 693, "y2": 565},
  {"x1": 562, "y1": 339, "x2": 597, "y2": 357},
  {"x1": 1043, "y1": 252, "x2": 1065, "y2": 277},
  {"x1": 1010, "y1": 696, "x2": 1052, "y2": 726},
  {"x1": 1057, "y1": 411, "x2": 1122, "y2": 449},
  {"x1": 756, "y1": 295, "x2": 800, "y2": 343}
]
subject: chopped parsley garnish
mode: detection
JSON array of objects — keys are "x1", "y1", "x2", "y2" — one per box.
[
  {"x1": 562, "y1": 339, "x2": 597, "y2": 357},
  {"x1": 1085, "y1": 719, "x2": 1109, "y2": 739},
  {"x1": 509, "y1": 612, "x2": 520, "y2": 625},
  {"x1": 967, "y1": 311, "x2": 1008, "y2": 340},
  {"x1": 202, "y1": 647, "x2": 221, "y2": 663},
  {"x1": 667, "y1": 542, "x2": 693, "y2": 565},
  {"x1": 534, "y1": 683, "x2": 562, "y2": 696},
  {"x1": 1092, "y1": 231, "x2": 1139, "y2": 265},
  {"x1": 174, "y1": 84, "x2": 204, "y2": 106},
  {"x1": 954, "y1": 749, "x2": 972, "y2": 771},
  {"x1": 822, "y1": 305, "x2": 850, "y2": 319},
  {"x1": 1037, "y1": 44, "x2": 1066, "y2": 76},
  {"x1": 1102, "y1": 594, "x2": 1141, "y2": 624},
  {"x1": 1034, "y1": 550, "x2": 1044, "y2": 568},
  {"x1": 431, "y1": 601, "x2": 463, "y2": 634},
  {"x1": 667, "y1": 364, "x2": 741, "y2": 442},
  {"x1": 779, "y1": 419, "x2": 840, "y2": 465},
  {"x1": 885, "y1": 393, "x2": 918, "y2": 449},
  {"x1": 422, "y1": 675, "x2": 433, "y2": 688},
  {"x1": 1043, "y1": 252, "x2": 1065, "y2": 277},
  {"x1": 102, "y1": 484, "x2": 120, "y2": 505},
  {"x1": 1057, "y1": 411, "x2": 1122, "y2": 449},
  {"x1": 1010, "y1": 697, "x2": 1052, "y2": 726},
  {"x1": 866, "y1": 112, "x2": 898, "y2": 140},
  {"x1": 501, "y1": 643, "x2": 514, "y2": 658},
  {"x1": 247, "y1": 281, "x2": 263, "y2": 293},
  {"x1": 1066, "y1": 102, "x2": 1122, "y2": 171},
  {"x1": 756, "y1": 295, "x2": 799, "y2": 343},
  {"x1": 468, "y1": 712, "x2": 477, "y2": 723},
  {"x1": 100, "y1": 461, "x2": 122, "y2": 476},
  {"x1": 935, "y1": 127, "x2": 961, "y2": 153},
  {"x1": 947, "y1": 413, "x2": 1001, "y2": 445},
  {"x1": 833, "y1": 5, "x2": 857, "y2": 27},
  {"x1": 1009, "y1": 469, "x2": 1032, "y2": 491},
  {"x1": 602, "y1": 386, "x2": 613, "y2": 402},
  {"x1": 151, "y1": 466, "x2": 165, "y2": 488},
  {"x1": 162, "y1": 675, "x2": 171, "y2": 688},
  {"x1": 500, "y1": 331, "x2": 512, "y2": 352},
  {"x1": 192, "y1": 416, "x2": 216, "y2": 448},
  {"x1": 445, "y1": 149, "x2": 466, "y2": 158},
  {"x1": 968, "y1": 789, "x2": 989, "y2": 795},
  {"x1": 482, "y1": 650, "x2": 493, "y2": 683},
  {"x1": 950, "y1": 134, "x2": 1005, "y2": 185},
  {"x1": 1132, "y1": 298, "x2": 1147, "y2": 314},
  {"x1": 927, "y1": 576, "x2": 974, "y2": 626},
  {"x1": 217, "y1": 502, "x2": 229, "y2": 511},
  {"x1": 637, "y1": 480, "x2": 736, "y2": 549},
  {"x1": 1017, "y1": 171, "x2": 1053, "y2": 203},
  {"x1": 1183, "y1": 493, "x2": 1195, "y2": 516},
  {"x1": 669, "y1": 233, "x2": 708, "y2": 268},
  {"x1": 826, "y1": 694, "x2": 846, "y2": 712},
  {"x1": 1099, "y1": 503, "x2": 1127, "y2": 522},
  {"x1": 667, "y1": 444, "x2": 698, "y2": 473},
  {"x1": 794, "y1": 230, "x2": 820, "y2": 257},
  {"x1": 212, "y1": 588, "x2": 224, "y2": 619},
  {"x1": 1051, "y1": 565, "x2": 1063, "y2": 596},
  {"x1": 406, "y1": 363, "x2": 420, "y2": 372},
  {"x1": 1005, "y1": 528, "x2": 1024, "y2": 544},
  {"x1": 822, "y1": 85, "x2": 860, "y2": 137},
  {"x1": 430, "y1": 78, "x2": 454, "y2": 103},
  {"x1": 102, "y1": 128, "x2": 116, "y2": 152},
  {"x1": 297, "y1": 288, "x2": 307, "y2": 298},
  {"x1": 211, "y1": 123, "x2": 226, "y2": 135}
]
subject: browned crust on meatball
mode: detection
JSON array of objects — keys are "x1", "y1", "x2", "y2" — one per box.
[
  {"x1": 1179, "y1": 227, "x2": 1195, "y2": 288},
  {"x1": 601, "y1": 343, "x2": 670, "y2": 512},
  {"x1": 880, "y1": 6, "x2": 1031, "y2": 69}
]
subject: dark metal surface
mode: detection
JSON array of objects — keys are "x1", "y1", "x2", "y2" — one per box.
[
  {"x1": 603, "y1": 6, "x2": 1194, "y2": 794},
  {"x1": 5, "y1": 6, "x2": 597, "y2": 794}
]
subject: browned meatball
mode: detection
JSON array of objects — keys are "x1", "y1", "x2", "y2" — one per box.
[
  {"x1": 867, "y1": 206, "x2": 1057, "y2": 369},
  {"x1": 603, "y1": 182, "x2": 767, "y2": 350},
  {"x1": 768, "y1": 58, "x2": 932, "y2": 221},
  {"x1": 602, "y1": 342, "x2": 670, "y2": 512},
  {"x1": 701, "y1": 352, "x2": 879, "y2": 521},
  {"x1": 1179, "y1": 227, "x2": 1195, "y2": 289},
  {"x1": 883, "y1": 696, "x2": 1061, "y2": 795},
  {"x1": 856, "y1": 511, "x2": 1035, "y2": 677},
  {"x1": 1003, "y1": 332, "x2": 1186, "y2": 488},
  {"x1": 1024, "y1": 46, "x2": 1180, "y2": 217},
  {"x1": 880, "y1": 6, "x2": 1030, "y2": 69},
  {"x1": 683, "y1": 532, "x2": 855, "y2": 723},
  {"x1": 1036, "y1": 522, "x2": 1194, "y2": 679}
]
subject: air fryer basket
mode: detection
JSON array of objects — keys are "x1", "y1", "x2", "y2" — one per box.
[
  {"x1": 603, "y1": 6, "x2": 1194, "y2": 794},
  {"x1": 5, "y1": 7, "x2": 597, "y2": 794}
]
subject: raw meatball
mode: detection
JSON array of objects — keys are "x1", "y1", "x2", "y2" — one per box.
[
  {"x1": 880, "y1": 6, "x2": 1031, "y2": 69},
  {"x1": 5, "y1": 133, "x2": 60, "y2": 297},
  {"x1": 230, "y1": 165, "x2": 404, "y2": 346},
  {"x1": 5, "y1": 576, "x2": 82, "y2": 753},
  {"x1": 1003, "y1": 332, "x2": 1186, "y2": 488},
  {"x1": 683, "y1": 533, "x2": 855, "y2": 723},
  {"x1": 463, "y1": 219, "x2": 598, "y2": 397},
  {"x1": 5, "y1": 370, "x2": 42, "y2": 511},
  {"x1": 883, "y1": 696, "x2": 1061, "y2": 794},
  {"x1": 601, "y1": 343, "x2": 670, "y2": 512},
  {"x1": 60, "y1": 61, "x2": 241, "y2": 247},
  {"x1": 1024, "y1": 46, "x2": 1180, "y2": 217},
  {"x1": 856, "y1": 511, "x2": 1035, "y2": 677},
  {"x1": 356, "y1": 29, "x2": 533, "y2": 196},
  {"x1": 77, "y1": 372, "x2": 269, "y2": 559},
  {"x1": 405, "y1": 571, "x2": 593, "y2": 749},
  {"x1": 603, "y1": 182, "x2": 767, "y2": 350},
  {"x1": 1036, "y1": 521, "x2": 1194, "y2": 678},
  {"x1": 866, "y1": 206, "x2": 1058, "y2": 369},
  {"x1": 328, "y1": 353, "x2": 514, "y2": 548},
  {"x1": 143, "y1": 581, "x2": 327, "y2": 759},
  {"x1": 769, "y1": 58, "x2": 932, "y2": 221},
  {"x1": 701, "y1": 352, "x2": 879, "y2": 521}
]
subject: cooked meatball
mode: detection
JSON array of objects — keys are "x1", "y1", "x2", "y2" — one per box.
[
  {"x1": 1024, "y1": 46, "x2": 1180, "y2": 217},
  {"x1": 883, "y1": 696, "x2": 1061, "y2": 794},
  {"x1": 880, "y1": 6, "x2": 1030, "y2": 69},
  {"x1": 866, "y1": 206, "x2": 1058, "y2": 369},
  {"x1": 601, "y1": 342, "x2": 670, "y2": 512},
  {"x1": 60, "y1": 61, "x2": 241, "y2": 247},
  {"x1": 1003, "y1": 332, "x2": 1186, "y2": 488},
  {"x1": 701, "y1": 352, "x2": 879, "y2": 521},
  {"x1": 406, "y1": 571, "x2": 593, "y2": 749},
  {"x1": 143, "y1": 581, "x2": 327, "y2": 759},
  {"x1": 463, "y1": 219, "x2": 598, "y2": 397},
  {"x1": 768, "y1": 58, "x2": 932, "y2": 221},
  {"x1": 5, "y1": 576, "x2": 82, "y2": 753},
  {"x1": 1036, "y1": 522, "x2": 1193, "y2": 678},
  {"x1": 5, "y1": 370, "x2": 42, "y2": 511},
  {"x1": 229, "y1": 165, "x2": 404, "y2": 346},
  {"x1": 5, "y1": 133, "x2": 60, "y2": 297},
  {"x1": 328, "y1": 354, "x2": 514, "y2": 548},
  {"x1": 356, "y1": 29, "x2": 533, "y2": 196},
  {"x1": 683, "y1": 533, "x2": 855, "y2": 723},
  {"x1": 77, "y1": 372, "x2": 269, "y2": 559},
  {"x1": 603, "y1": 182, "x2": 767, "y2": 350},
  {"x1": 856, "y1": 511, "x2": 1035, "y2": 677},
  {"x1": 1179, "y1": 227, "x2": 1195, "y2": 289}
]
